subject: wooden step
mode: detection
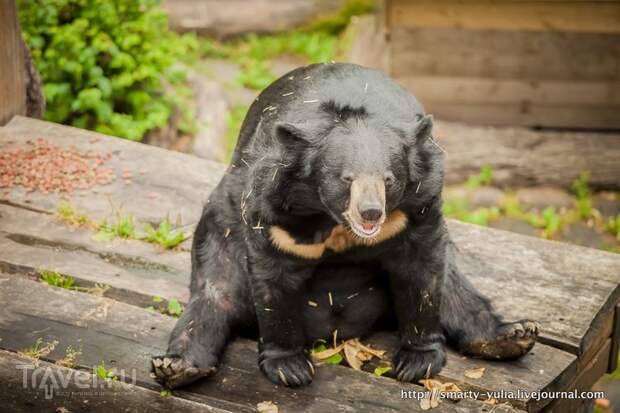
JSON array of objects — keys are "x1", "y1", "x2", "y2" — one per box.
[{"x1": 0, "y1": 275, "x2": 525, "y2": 412}]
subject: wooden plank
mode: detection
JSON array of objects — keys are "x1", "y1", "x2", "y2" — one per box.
[
  {"x1": 413, "y1": 100, "x2": 620, "y2": 130},
  {"x1": 364, "y1": 332, "x2": 576, "y2": 413},
  {"x1": 0, "y1": 350, "x2": 231, "y2": 413},
  {"x1": 390, "y1": 27, "x2": 620, "y2": 82},
  {"x1": 396, "y1": 76, "x2": 620, "y2": 107},
  {"x1": 0, "y1": 275, "x2": 525, "y2": 412},
  {"x1": 449, "y1": 220, "x2": 620, "y2": 358},
  {"x1": 610, "y1": 304, "x2": 620, "y2": 373},
  {"x1": 0, "y1": 202, "x2": 191, "y2": 303},
  {"x1": 0, "y1": 0, "x2": 26, "y2": 125},
  {"x1": 387, "y1": 0, "x2": 620, "y2": 34},
  {"x1": 1, "y1": 199, "x2": 618, "y2": 361},
  {"x1": 432, "y1": 119, "x2": 620, "y2": 190},
  {"x1": 544, "y1": 339, "x2": 611, "y2": 413},
  {"x1": 0, "y1": 116, "x2": 227, "y2": 226}
]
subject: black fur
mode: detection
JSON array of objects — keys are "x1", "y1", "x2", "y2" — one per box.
[{"x1": 152, "y1": 63, "x2": 539, "y2": 389}]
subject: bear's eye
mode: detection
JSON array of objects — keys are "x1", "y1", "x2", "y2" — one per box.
[
  {"x1": 341, "y1": 173, "x2": 354, "y2": 184},
  {"x1": 384, "y1": 172, "x2": 396, "y2": 186}
]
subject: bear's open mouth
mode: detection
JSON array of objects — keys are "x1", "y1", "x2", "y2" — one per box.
[{"x1": 348, "y1": 220, "x2": 381, "y2": 238}]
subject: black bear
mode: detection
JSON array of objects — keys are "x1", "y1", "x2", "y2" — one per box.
[{"x1": 152, "y1": 63, "x2": 539, "y2": 389}]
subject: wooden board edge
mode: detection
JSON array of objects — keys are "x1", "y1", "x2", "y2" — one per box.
[
  {"x1": 609, "y1": 304, "x2": 620, "y2": 373},
  {"x1": 0, "y1": 349, "x2": 235, "y2": 413},
  {"x1": 542, "y1": 339, "x2": 611, "y2": 413}
]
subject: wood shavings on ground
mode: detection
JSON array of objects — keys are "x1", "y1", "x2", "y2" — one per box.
[{"x1": 0, "y1": 139, "x2": 115, "y2": 193}]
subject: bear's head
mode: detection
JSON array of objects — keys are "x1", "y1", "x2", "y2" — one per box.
[{"x1": 272, "y1": 100, "x2": 444, "y2": 239}]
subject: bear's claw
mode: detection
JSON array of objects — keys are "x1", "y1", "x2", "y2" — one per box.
[
  {"x1": 393, "y1": 347, "x2": 446, "y2": 383},
  {"x1": 258, "y1": 350, "x2": 314, "y2": 387},
  {"x1": 151, "y1": 355, "x2": 216, "y2": 389}
]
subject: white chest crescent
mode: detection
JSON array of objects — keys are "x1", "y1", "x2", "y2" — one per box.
[{"x1": 269, "y1": 210, "x2": 408, "y2": 259}]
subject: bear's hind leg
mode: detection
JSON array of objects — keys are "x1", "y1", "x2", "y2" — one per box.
[
  {"x1": 152, "y1": 219, "x2": 254, "y2": 389},
  {"x1": 441, "y1": 245, "x2": 539, "y2": 360},
  {"x1": 152, "y1": 295, "x2": 229, "y2": 388}
]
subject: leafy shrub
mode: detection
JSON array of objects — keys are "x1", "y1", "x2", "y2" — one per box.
[{"x1": 18, "y1": 0, "x2": 197, "y2": 140}]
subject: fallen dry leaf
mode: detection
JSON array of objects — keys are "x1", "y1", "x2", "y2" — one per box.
[
  {"x1": 419, "y1": 378, "x2": 462, "y2": 398},
  {"x1": 464, "y1": 367, "x2": 486, "y2": 379},
  {"x1": 419, "y1": 390, "x2": 440, "y2": 410},
  {"x1": 484, "y1": 398, "x2": 498, "y2": 405},
  {"x1": 311, "y1": 337, "x2": 386, "y2": 370},
  {"x1": 257, "y1": 401, "x2": 278, "y2": 413},
  {"x1": 312, "y1": 344, "x2": 344, "y2": 360},
  {"x1": 343, "y1": 341, "x2": 363, "y2": 370}
]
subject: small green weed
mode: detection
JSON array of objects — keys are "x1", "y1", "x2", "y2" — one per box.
[
  {"x1": 225, "y1": 105, "x2": 249, "y2": 160},
  {"x1": 19, "y1": 338, "x2": 59, "y2": 360},
  {"x1": 56, "y1": 345, "x2": 82, "y2": 368},
  {"x1": 606, "y1": 214, "x2": 620, "y2": 241},
  {"x1": 373, "y1": 365, "x2": 392, "y2": 377},
  {"x1": 40, "y1": 270, "x2": 76, "y2": 290},
  {"x1": 465, "y1": 165, "x2": 493, "y2": 189},
  {"x1": 95, "y1": 213, "x2": 136, "y2": 241},
  {"x1": 56, "y1": 201, "x2": 94, "y2": 227},
  {"x1": 572, "y1": 172, "x2": 593, "y2": 219},
  {"x1": 95, "y1": 361, "x2": 118, "y2": 381},
  {"x1": 148, "y1": 296, "x2": 184, "y2": 318},
  {"x1": 442, "y1": 198, "x2": 500, "y2": 227},
  {"x1": 142, "y1": 218, "x2": 189, "y2": 249}
]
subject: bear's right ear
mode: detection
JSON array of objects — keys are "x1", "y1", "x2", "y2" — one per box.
[{"x1": 275, "y1": 122, "x2": 308, "y2": 144}]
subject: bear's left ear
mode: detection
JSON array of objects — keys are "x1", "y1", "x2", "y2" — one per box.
[{"x1": 407, "y1": 114, "x2": 441, "y2": 183}]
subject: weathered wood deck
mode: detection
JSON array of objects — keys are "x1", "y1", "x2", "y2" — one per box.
[{"x1": 0, "y1": 116, "x2": 619, "y2": 412}]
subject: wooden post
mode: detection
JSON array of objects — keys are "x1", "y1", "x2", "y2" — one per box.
[
  {"x1": 0, "y1": 0, "x2": 27, "y2": 125},
  {"x1": 0, "y1": 0, "x2": 44, "y2": 125}
]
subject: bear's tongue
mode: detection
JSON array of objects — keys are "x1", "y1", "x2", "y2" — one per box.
[{"x1": 362, "y1": 223, "x2": 376, "y2": 231}]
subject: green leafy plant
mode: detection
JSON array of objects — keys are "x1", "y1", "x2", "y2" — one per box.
[
  {"x1": 95, "y1": 213, "x2": 136, "y2": 241},
  {"x1": 18, "y1": 0, "x2": 198, "y2": 140},
  {"x1": 148, "y1": 296, "x2": 184, "y2": 317},
  {"x1": 225, "y1": 105, "x2": 249, "y2": 160},
  {"x1": 442, "y1": 199, "x2": 500, "y2": 227},
  {"x1": 607, "y1": 214, "x2": 620, "y2": 241},
  {"x1": 571, "y1": 172, "x2": 593, "y2": 219},
  {"x1": 373, "y1": 365, "x2": 392, "y2": 377},
  {"x1": 40, "y1": 270, "x2": 76, "y2": 290},
  {"x1": 527, "y1": 207, "x2": 562, "y2": 239},
  {"x1": 95, "y1": 361, "x2": 118, "y2": 381},
  {"x1": 56, "y1": 201, "x2": 93, "y2": 227},
  {"x1": 40, "y1": 269, "x2": 110, "y2": 296},
  {"x1": 166, "y1": 298, "x2": 183, "y2": 317},
  {"x1": 465, "y1": 165, "x2": 493, "y2": 189},
  {"x1": 141, "y1": 218, "x2": 189, "y2": 249},
  {"x1": 56, "y1": 345, "x2": 82, "y2": 368},
  {"x1": 19, "y1": 338, "x2": 59, "y2": 360}
]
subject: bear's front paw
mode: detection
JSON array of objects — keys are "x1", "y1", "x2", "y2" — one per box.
[
  {"x1": 393, "y1": 346, "x2": 446, "y2": 383},
  {"x1": 258, "y1": 348, "x2": 314, "y2": 387}
]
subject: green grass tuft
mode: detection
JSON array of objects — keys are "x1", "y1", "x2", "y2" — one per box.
[
  {"x1": 141, "y1": 218, "x2": 189, "y2": 249},
  {"x1": 40, "y1": 270, "x2": 76, "y2": 290}
]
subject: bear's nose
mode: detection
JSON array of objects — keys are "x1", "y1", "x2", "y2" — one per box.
[{"x1": 359, "y1": 204, "x2": 383, "y2": 221}]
